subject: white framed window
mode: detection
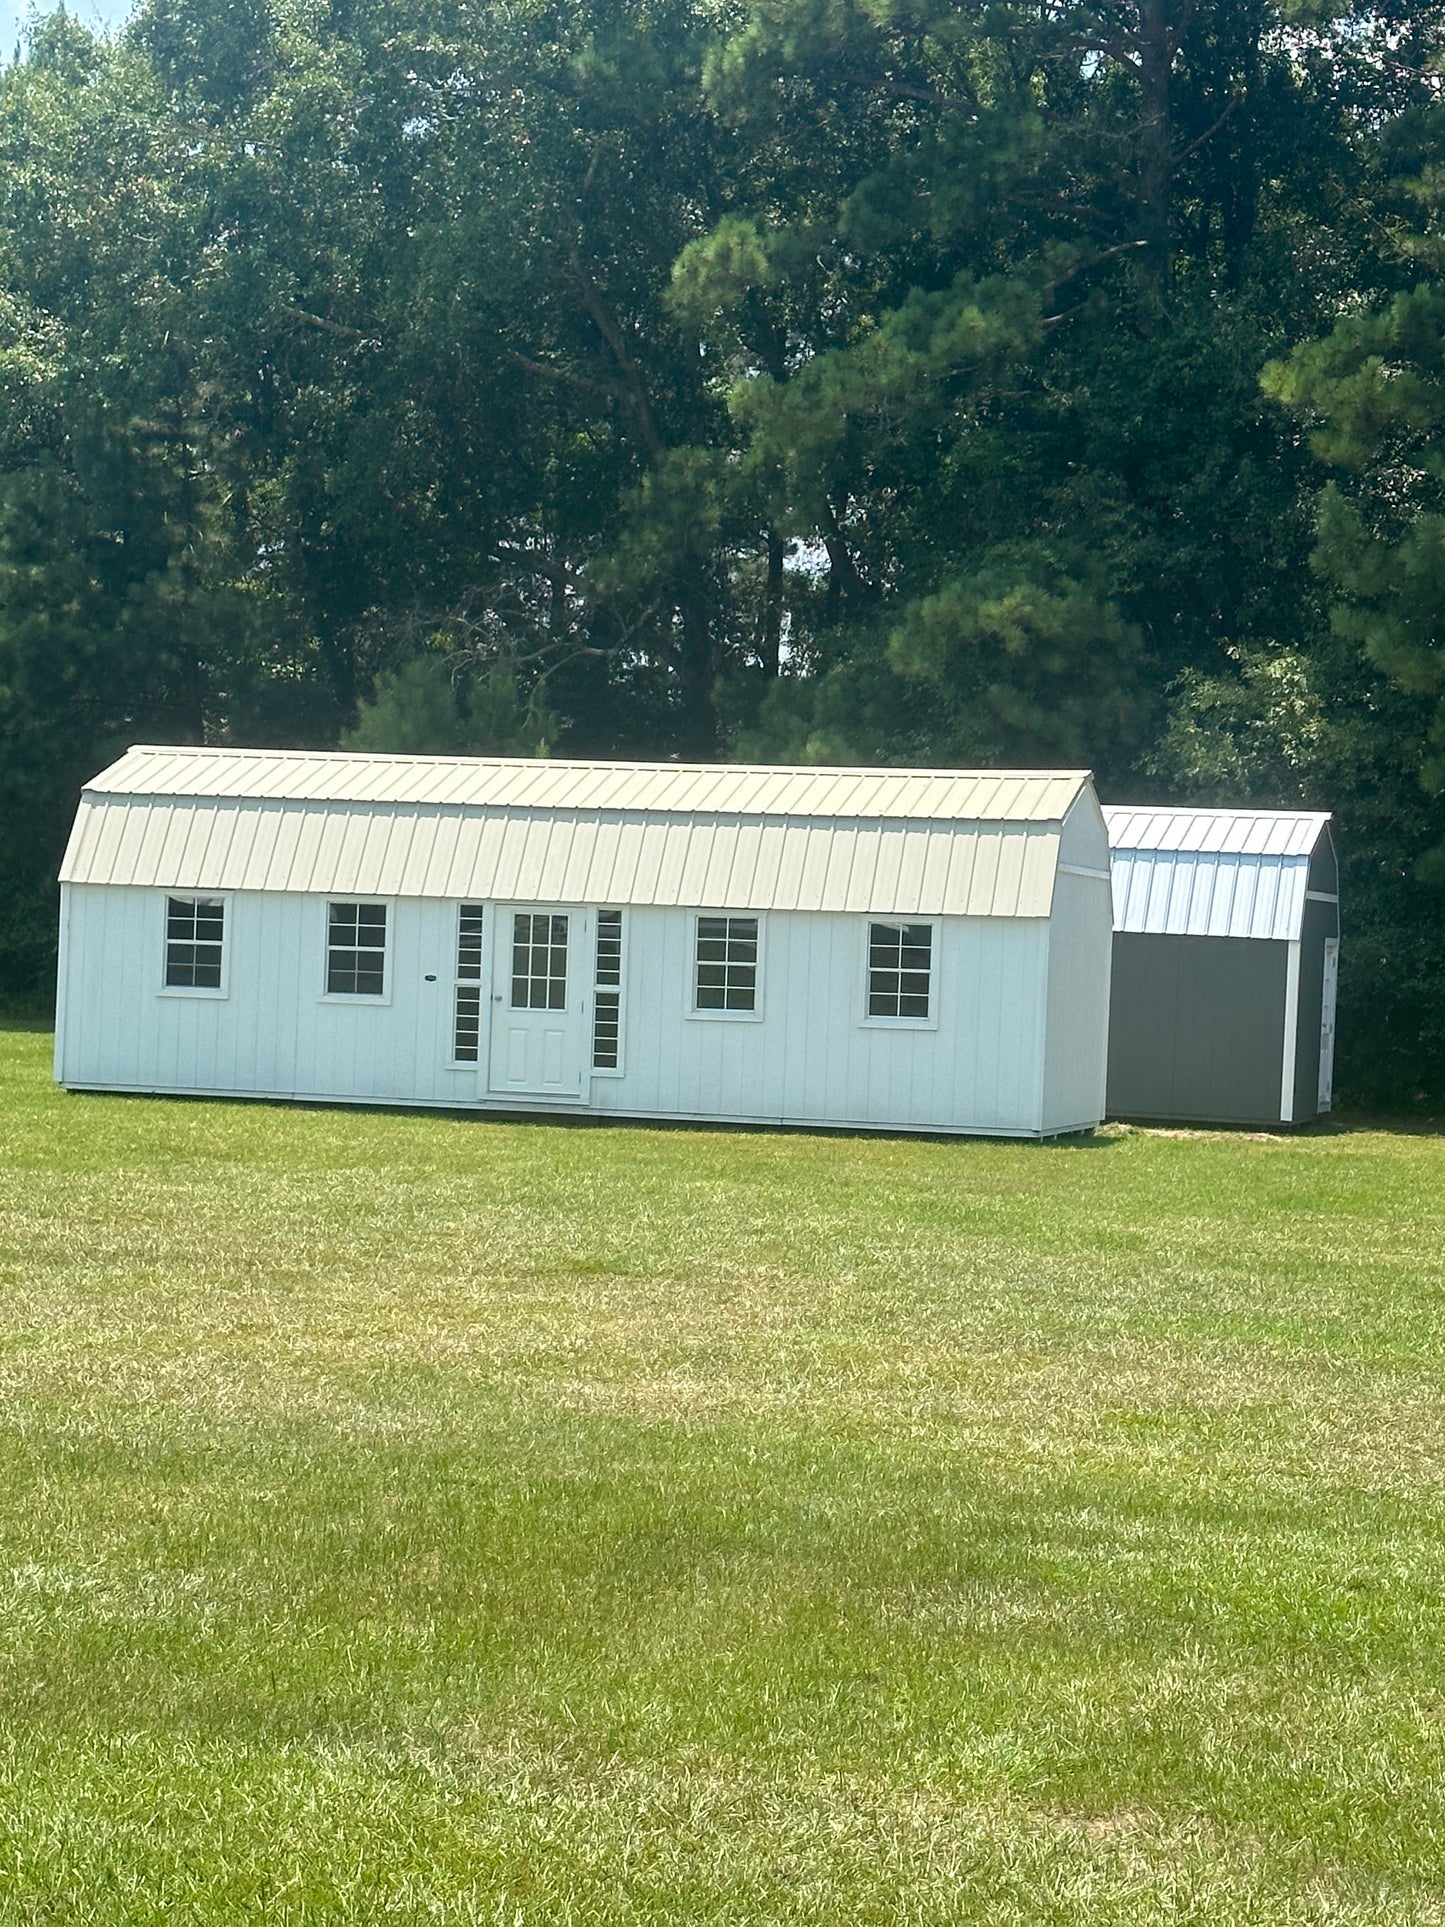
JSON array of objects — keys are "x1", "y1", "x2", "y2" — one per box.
[
  {"x1": 865, "y1": 920, "x2": 936, "y2": 1024},
  {"x1": 324, "y1": 900, "x2": 389, "y2": 999},
  {"x1": 161, "y1": 894, "x2": 228, "y2": 996},
  {"x1": 592, "y1": 909, "x2": 624, "y2": 1072},
  {"x1": 692, "y1": 914, "x2": 761, "y2": 1017},
  {"x1": 452, "y1": 903, "x2": 485, "y2": 1062}
]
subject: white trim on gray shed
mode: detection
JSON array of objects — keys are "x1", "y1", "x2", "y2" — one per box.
[{"x1": 56, "y1": 748, "x2": 1115, "y2": 1137}]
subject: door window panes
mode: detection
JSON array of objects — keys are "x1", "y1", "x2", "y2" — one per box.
[{"x1": 512, "y1": 912, "x2": 568, "y2": 1010}]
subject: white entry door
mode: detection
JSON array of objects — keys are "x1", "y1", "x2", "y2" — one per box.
[
  {"x1": 488, "y1": 907, "x2": 589, "y2": 1100},
  {"x1": 1318, "y1": 936, "x2": 1339, "y2": 1112}
]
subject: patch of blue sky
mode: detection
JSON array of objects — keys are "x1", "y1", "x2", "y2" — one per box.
[{"x1": 2, "y1": 0, "x2": 132, "y2": 61}]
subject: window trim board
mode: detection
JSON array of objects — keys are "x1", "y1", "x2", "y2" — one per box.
[
  {"x1": 686, "y1": 910, "x2": 765, "y2": 1023},
  {"x1": 449, "y1": 901, "x2": 487, "y2": 1066},
  {"x1": 156, "y1": 889, "x2": 232, "y2": 1000},
  {"x1": 591, "y1": 907, "x2": 627, "y2": 1076},
  {"x1": 859, "y1": 915, "x2": 941, "y2": 1031},
  {"x1": 318, "y1": 896, "x2": 395, "y2": 1005}
]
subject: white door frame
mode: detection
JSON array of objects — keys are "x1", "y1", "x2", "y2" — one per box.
[
  {"x1": 1318, "y1": 935, "x2": 1339, "y2": 1113},
  {"x1": 487, "y1": 904, "x2": 592, "y2": 1102}
]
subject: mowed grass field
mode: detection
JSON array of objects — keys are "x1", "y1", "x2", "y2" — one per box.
[{"x1": 2, "y1": 1025, "x2": 1445, "y2": 1924}]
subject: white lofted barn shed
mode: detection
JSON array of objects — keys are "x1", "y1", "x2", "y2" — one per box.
[{"x1": 55, "y1": 747, "x2": 1114, "y2": 1137}]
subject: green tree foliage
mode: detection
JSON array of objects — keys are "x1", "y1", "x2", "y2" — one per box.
[
  {"x1": 1, "y1": 0, "x2": 1444, "y2": 1100},
  {"x1": 343, "y1": 655, "x2": 557, "y2": 757}
]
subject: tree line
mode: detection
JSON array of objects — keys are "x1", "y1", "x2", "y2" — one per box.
[{"x1": 1, "y1": 0, "x2": 1443, "y2": 1104}]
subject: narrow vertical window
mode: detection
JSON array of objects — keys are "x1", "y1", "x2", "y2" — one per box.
[
  {"x1": 593, "y1": 910, "x2": 623, "y2": 1070},
  {"x1": 453, "y1": 903, "x2": 484, "y2": 1062},
  {"x1": 164, "y1": 896, "x2": 225, "y2": 989},
  {"x1": 326, "y1": 902, "x2": 387, "y2": 996},
  {"x1": 867, "y1": 921, "x2": 933, "y2": 1020},
  {"x1": 694, "y1": 916, "x2": 758, "y2": 1012}
]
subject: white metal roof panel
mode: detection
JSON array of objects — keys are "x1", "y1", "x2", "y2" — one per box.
[
  {"x1": 85, "y1": 745, "x2": 1088, "y2": 823},
  {"x1": 1104, "y1": 805, "x2": 1330, "y2": 859},
  {"x1": 63, "y1": 747, "x2": 1101, "y2": 920},
  {"x1": 1104, "y1": 804, "x2": 1332, "y2": 941}
]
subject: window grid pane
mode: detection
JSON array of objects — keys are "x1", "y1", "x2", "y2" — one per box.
[
  {"x1": 868, "y1": 922, "x2": 932, "y2": 1019},
  {"x1": 456, "y1": 904, "x2": 484, "y2": 981},
  {"x1": 511, "y1": 911, "x2": 567, "y2": 1010},
  {"x1": 165, "y1": 896, "x2": 225, "y2": 989},
  {"x1": 327, "y1": 901, "x2": 387, "y2": 996},
  {"x1": 695, "y1": 916, "x2": 758, "y2": 1012},
  {"x1": 453, "y1": 986, "x2": 481, "y2": 1062},
  {"x1": 453, "y1": 905, "x2": 485, "y2": 1060},
  {"x1": 593, "y1": 911, "x2": 623, "y2": 1068}
]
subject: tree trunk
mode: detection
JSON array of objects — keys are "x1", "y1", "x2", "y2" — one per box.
[
  {"x1": 677, "y1": 570, "x2": 719, "y2": 756},
  {"x1": 1219, "y1": 6, "x2": 1263, "y2": 292},
  {"x1": 759, "y1": 528, "x2": 785, "y2": 677},
  {"x1": 1135, "y1": 0, "x2": 1177, "y2": 288}
]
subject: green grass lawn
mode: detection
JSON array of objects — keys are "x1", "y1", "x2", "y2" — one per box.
[{"x1": 2, "y1": 1023, "x2": 1444, "y2": 1923}]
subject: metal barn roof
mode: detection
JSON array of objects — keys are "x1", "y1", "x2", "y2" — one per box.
[
  {"x1": 1105, "y1": 805, "x2": 1333, "y2": 942},
  {"x1": 61, "y1": 747, "x2": 1099, "y2": 920}
]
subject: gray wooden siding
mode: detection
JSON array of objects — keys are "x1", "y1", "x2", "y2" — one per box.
[{"x1": 1106, "y1": 933, "x2": 1289, "y2": 1124}]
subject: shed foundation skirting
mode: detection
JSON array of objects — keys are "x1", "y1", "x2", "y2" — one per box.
[{"x1": 57, "y1": 1080, "x2": 1098, "y2": 1140}]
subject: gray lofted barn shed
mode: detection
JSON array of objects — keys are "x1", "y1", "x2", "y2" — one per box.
[
  {"x1": 1104, "y1": 805, "x2": 1339, "y2": 1127},
  {"x1": 55, "y1": 746, "x2": 1115, "y2": 1138}
]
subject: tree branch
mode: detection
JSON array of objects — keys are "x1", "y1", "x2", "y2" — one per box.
[
  {"x1": 568, "y1": 249, "x2": 665, "y2": 463},
  {"x1": 508, "y1": 350, "x2": 621, "y2": 401},
  {"x1": 1177, "y1": 92, "x2": 1242, "y2": 161},
  {"x1": 832, "y1": 68, "x2": 979, "y2": 116},
  {"x1": 279, "y1": 303, "x2": 368, "y2": 342}
]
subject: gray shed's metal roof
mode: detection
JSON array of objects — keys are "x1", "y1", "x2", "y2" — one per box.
[
  {"x1": 62, "y1": 747, "x2": 1099, "y2": 919},
  {"x1": 1105, "y1": 805, "x2": 1333, "y2": 941}
]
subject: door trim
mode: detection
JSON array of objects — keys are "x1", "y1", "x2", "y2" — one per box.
[{"x1": 486, "y1": 904, "x2": 591, "y2": 1102}]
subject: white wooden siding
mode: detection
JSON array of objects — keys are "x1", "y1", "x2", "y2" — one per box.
[
  {"x1": 1041, "y1": 869, "x2": 1113, "y2": 1133},
  {"x1": 59, "y1": 885, "x2": 1054, "y2": 1135},
  {"x1": 1038, "y1": 794, "x2": 1113, "y2": 1132}
]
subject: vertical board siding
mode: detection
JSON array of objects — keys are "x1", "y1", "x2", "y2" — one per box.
[
  {"x1": 585, "y1": 907, "x2": 1048, "y2": 1133},
  {"x1": 59, "y1": 887, "x2": 1067, "y2": 1135},
  {"x1": 1041, "y1": 794, "x2": 1113, "y2": 1134},
  {"x1": 1106, "y1": 933, "x2": 1289, "y2": 1124},
  {"x1": 1041, "y1": 870, "x2": 1113, "y2": 1132}
]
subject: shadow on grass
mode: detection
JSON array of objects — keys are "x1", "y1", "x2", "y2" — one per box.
[{"x1": 0, "y1": 1009, "x2": 53, "y2": 1034}]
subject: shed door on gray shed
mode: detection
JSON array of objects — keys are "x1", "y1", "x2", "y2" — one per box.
[{"x1": 1107, "y1": 933, "x2": 1287, "y2": 1124}]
